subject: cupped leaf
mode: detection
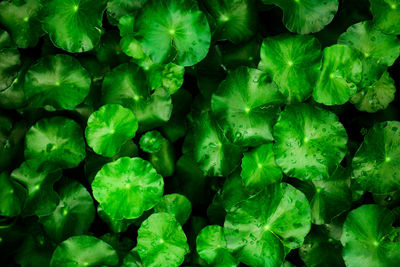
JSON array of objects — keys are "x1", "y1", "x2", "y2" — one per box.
[
  {"x1": 24, "y1": 54, "x2": 91, "y2": 110},
  {"x1": 39, "y1": 179, "x2": 95, "y2": 243},
  {"x1": 0, "y1": 29, "x2": 21, "y2": 91},
  {"x1": 134, "y1": 0, "x2": 211, "y2": 66},
  {"x1": 137, "y1": 213, "x2": 189, "y2": 267},
  {"x1": 154, "y1": 194, "x2": 192, "y2": 225},
  {"x1": 146, "y1": 62, "x2": 184, "y2": 95},
  {"x1": 50, "y1": 235, "x2": 119, "y2": 267},
  {"x1": 211, "y1": 66, "x2": 284, "y2": 147},
  {"x1": 196, "y1": 225, "x2": 238, "y2": 267},
  {"x1": 338, "y1": 21, "x2": 400, "y2": 67},
  {"x1": 240, "y1": 143, "x2": 282, "y2": 193},
  {"x1": 224, "y1": 182, "x2": 311, "y2": 267},
  {"x1": 202, "y1": 0, "x2": 257, "y2": 43},
  {"x1": 86, "y1": 104, "x2": 138, "y2": 157},
  {"x1": 341, "y1": 205, "x2": 400, "y2": 267},
  {"x1": 352, "y1": 121, "x2": 400, "y2": 193},
  {"x1": 261, "y1": 0, "x2": 339, "y2": 34},
  {"x1": 273, "y1": 103, "x2": 348, "y2": 180},
  {"x1": 101, "y1": 63, "x2": 172, "y2": 130},
  {"x1": 42, "y1": 0, "x2": 107, "y2": 53},
  {"x1": 369, "y1": 0, "x2": 400, "y2": 35},
  {"x1": 351, "y1": 71, "x2": 396, "y2": 113},
  {"x1": 0, "y1": 0, "x2": 43, "y2": 48},
  {"x1": 313, "y1": 44, "x2": 362, "y2": 105},
  {"x1": 299, "y1": 226, "x2": 345, "y2": 267},
  {"x1": 24, "y1": 117, "x2": 86, "y2": 170},
  {"x1": 11, "y1": 162, "x2": 61, "y2": 217},
  {"x1": 189, "y1": 111, "x2": 243, "y2": 177},
  {"x1": 139, "y1": 130, "x2": 166, "y2": 153},
  {"x1": 307, "y1": 166, "x2": 352, "y2": 224},
  {"x1": 0, "y1": 172, "x2": 26, "y2": 217},
  {"x1": 258, "y1": 34, "x2": 321, "y2": 103},
  {"x1": 92, "y1": 157, "x2": 164, "y2": 220}
]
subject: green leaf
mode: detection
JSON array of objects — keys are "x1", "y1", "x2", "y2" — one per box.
[
  {"x1": 240, "y1": 143, "x2": 282, "y2": 193},
  {"x1": 350, "y1": 71, "x2": 396, "y2": 113},
  {"x1": 11, "y1": 162, "x2": 61, "y2": 217},
  {"x1": 202, "y1": 0, "x2": 257, "y2": 43},
  {"x1": 190, "y1": 111, "x2": 243, "y2": 176},
  {"x1": 122, "y1": 248, "x2": 144, "y2": 267},
  {"x1": 137, "y1": 213, "x2": 189, "y2": 267},
  {"x1": 273, "y1": 103, "x2": 348, "y2": 180},
  {"x1": 24, "y1": 117, "x2": 86, "y2": 170},
  {"x1": 107, "y1": 0, "x2": 147, "y2": 25},
  {"x1": 221, "y1": 171, "x2": 250, "y2": 212},
  {"x1": 338, "y1": 20, "x2": 400, "y2": 67},
  {"x1": 101, "y1": 63, "x2": 173, "y2": 130},
  {"x1": 196, "y1": 225, "x2": 238, "y2": 267},
  {"x1": 0, "y1": 0, "x2": 43, "y2": 48},
  {"x1": 0, "y1": 29, "x2": 20, "y2": 91},
  {"x1": 39, "y1": 179, "x2": 95, "y2": 243},
  {"x1": 224, "y1": 183, "x2": 311, "y2": 267},
  {"x1": 313, "y1": 44, "x2": 362, "y2": 105},
  {"x1": 307, "y1": 166, "x2": 352, "y2": 224},
  {"x1": 134, "y1": 0, "x2": 211, "y2": 66},
  {"x1": 154, "y1": 194, "x2": 192, "y2": 225},
  {"x1": 146, "y1": 62, "x2": 184, "y2": 95},
  {"x1": 42, "y1": 0, "x2": 107, "y2": 53},
  {"x1": 0, "y1": 172, "x2": 26, "y2": 217},
  {"x1": 211, "y1": 66, "x2": 284, "y2": 147},
  {"x1": 352, "y1": 121, "x2": 400, "y2": 194},
  {"x1": 24, "y1": 54, "x2": 91, "y2": 110},
  {"x1": 139, "y1": 130, "x2": 166, "y2": 153},
  {"x1": 369, "y1": 0, "x2": 400, "y2": 35},
  {"x1": 50, "y1": 235, "x2": 119, "y2": 267},
  {"x1": 299, "y1": 226, "x2": 345, "y2": 267},
  {"x1": 261, "y1": 0, "x2": 339, "y2": 34},
  {"x1": 341, "y1": 205, "x2": 400, "y2": 267},
  {"x1": 92, "y1": 157, "x2": 164, "y2": 220},
  {"x1": 258, "y1": 34, "x2": 321, "y2": 103},
  {"x1": 97, "y1": 205, "x2": 136, "y2": 233},
  {"x1": 85, "y1": 104, "x2": 138, "y2": 157}
]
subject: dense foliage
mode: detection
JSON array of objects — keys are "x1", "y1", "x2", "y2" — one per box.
[{"x1": 0, "y1": 0, "x2": 400, "y2": 266}]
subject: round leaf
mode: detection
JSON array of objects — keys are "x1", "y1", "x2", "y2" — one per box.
[
  {"x1": 139, "y1": 130, "x2": 165, "y2": 153},
  {"x1": 202, "y1": 0, "x2": 257, "y2": 43},
  {"x1": 86, "y1": 104, "x2": 138, "y2": 157},
  {"x1": 154, "y1": 194, "x2": 192, "y2": 225},
  {"x1": 369, "y1": 0, "x2": 400, "y2": 35},
  {"x1": 50, "y1": 235, "x2": 119, "y2": 267},
  {"x1": 352, "y1": 121, "x2": 400, "y2": 194},
  {"x1": 338, "y1": 20, "x2": 400, "y2": 67},
  {"x1": 134, "y1": 0, "x2": 211, "y2": 66},
  {"x1": 240, "y1": 143, "x2": 282, "y2": 193},
  {"x1": 24, "y1": 54, "x2": 91, "y2": 110},
  {"x1": 137, "y1": 213, "x2": 189, "y2": 267},
  {"x1": 313, "y1": 44, "x2": 362, "y2": 105},
  {"x1": 261, "y1": 0, "x2": 339, "y2": 34},
  {"x1": 11, "y1": 162, "x2": 61, "y2": 216},
  {"x1": 92, "y1": 157, "x2": 164, "y2": 220},
  {"x1": 0, "y1": 172, "x2": 26, "y2": 217},
  {"x1": 224, "y1": 183, "x2": 311, "y2": 267},
  {"x1": 341, "y1": 205, "x2": 400, "y2": 267},
  {"x1": 24, "y1": 117, "x2": 86, "y2": 170},
  {"x1": 211, "y1": 66, "x2": 284, "y2": 147},
  {"x1": 196, "y1": 225, "x2": 238, "y2": 267},
  {"x1": 42, "y1": 0, "x2": 107, "y2": 52},
  {"x1": 351, "y1": 71, "x2": 396, "y2": 113},
  {"x1": 39, "y1": 179, "x2": 95, "y2": 243},
  {"x1": 273, "y1": 103, "x2": 348, "y2": 180},
  {"x1": 258, "y1": 34, "x2": 321, "y2": 103},
  {"x1": 0, "y1": 0, "x2": 43, "y2": 48},
  {"x1": 190, "y1": 111, "x2": 243, "y2": 177}
]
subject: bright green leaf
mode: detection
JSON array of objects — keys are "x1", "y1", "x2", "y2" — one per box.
[
  {"x1": 369, "y1": 0, "x2": 400, "y2": 35},
  {"x1": 154, "y1": 194, "x2": 192, "y2": 225}
]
